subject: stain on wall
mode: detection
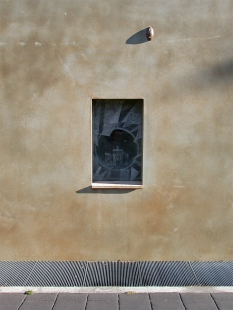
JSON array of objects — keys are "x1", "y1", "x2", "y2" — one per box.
[{"x1": 0, "y1": 0, "x2": 233, "y2": 260}]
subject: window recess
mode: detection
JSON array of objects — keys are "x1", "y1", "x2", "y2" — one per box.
[{"x1": 92, "y1": 99, "x2": 143, "y2": 189}]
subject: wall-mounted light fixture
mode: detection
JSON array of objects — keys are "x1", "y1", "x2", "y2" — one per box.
[{"x1": 146, "y1": 26, "x2": 154, "y2": 41}]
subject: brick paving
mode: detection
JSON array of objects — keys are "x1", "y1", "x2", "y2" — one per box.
[{"x1": 0, "y1": 292, "x2": 233, "y2": 309}]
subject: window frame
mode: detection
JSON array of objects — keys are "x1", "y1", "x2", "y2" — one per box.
[{"x1": 91, "y1": 98, "x2": 144, "y2": 189}]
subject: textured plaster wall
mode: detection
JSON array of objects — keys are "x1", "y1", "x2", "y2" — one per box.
[{"x1": 0, "y1": 0, "x2": 233, "y2": 261}]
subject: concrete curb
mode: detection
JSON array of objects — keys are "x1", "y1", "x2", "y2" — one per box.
[{"x1": 1, "y1": 286, "x2": 233, "y2": 294}]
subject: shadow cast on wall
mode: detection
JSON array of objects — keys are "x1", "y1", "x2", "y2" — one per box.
[
  {"x1": 159, "y1": 57, "x2": 233, "y2": 104},
  {"x1": 186, "y1": 58, "x2": 233, "y2": 94},
  {"x1": 211, "y1": 59, "x2": 233, "y2": 81},
  {"x1": 126, "y1": 28, "x2": 148, "y2": 45},
  {"x1": 76, "y1": 186, "x2": 135, "y2": 194}
]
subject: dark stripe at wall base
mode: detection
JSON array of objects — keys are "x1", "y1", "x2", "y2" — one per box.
[{"x1": 0, "y1": 261, "x2": 233, "y2": 287}]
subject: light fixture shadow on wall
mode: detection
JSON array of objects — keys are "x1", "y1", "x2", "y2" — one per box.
[{"x1": 126, "y1": 27, "x2": 154, "y2": 45}]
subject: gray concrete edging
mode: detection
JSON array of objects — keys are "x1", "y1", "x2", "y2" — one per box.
[{"x1": 1, "y1": 286, "x2": 233, "y2": 294}]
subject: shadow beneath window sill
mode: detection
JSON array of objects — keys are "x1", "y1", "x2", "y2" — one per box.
[{"x1": 76, "y1": 186, "x2": 135, "y2": 194}]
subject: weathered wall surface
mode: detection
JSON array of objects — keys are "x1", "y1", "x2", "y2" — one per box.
[{"x1": 0, "y1": 0, "x2": 233, "y2": 261}]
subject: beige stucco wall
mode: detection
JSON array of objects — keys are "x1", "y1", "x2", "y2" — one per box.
[{"x1": 0, "y1": 0, "x2": 233, "y2": 261}]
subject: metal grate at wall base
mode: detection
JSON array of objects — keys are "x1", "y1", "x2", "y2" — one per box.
[{"x1": 0, "y1": 261, "x2": 233, "y2": 287}]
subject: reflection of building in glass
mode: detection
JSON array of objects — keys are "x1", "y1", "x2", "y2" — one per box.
[{"x1": 104, "y1": 146, "x2": 129, "y2": 168}]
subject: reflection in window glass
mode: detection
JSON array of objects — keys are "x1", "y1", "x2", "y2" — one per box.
[{"x1": 92, "y1": 99, "x2": 143, "y2": 183}]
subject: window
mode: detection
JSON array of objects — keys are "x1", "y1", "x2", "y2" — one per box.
[{"x1": 92, "y1": 99, "x2": 143, "y2": 189}]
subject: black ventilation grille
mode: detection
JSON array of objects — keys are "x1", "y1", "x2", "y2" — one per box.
[
  {"x1": 0, "y1": 261, "x2": 35, "y2": 286},
  {"x1": 138, "y1": 261, "x2": 197, "y2": 286},
  {"x1": 191, "y1": 261, "x2": 233, "y2": 286},
  {"x1": 0, "y1": 261, "x2": 232, "y2": 287}
]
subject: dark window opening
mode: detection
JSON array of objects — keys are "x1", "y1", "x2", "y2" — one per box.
[{"x1": 92, "y1": 99, "x2": 143, "y2": 186}]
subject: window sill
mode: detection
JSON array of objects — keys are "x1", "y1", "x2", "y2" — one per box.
[{"x1": 92, "y1": 182, "x2": 143, "y2": 189}]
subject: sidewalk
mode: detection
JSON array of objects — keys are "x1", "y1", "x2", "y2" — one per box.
[{"x1": 1, "y1": 292, "x2": 233, "y2": 310}]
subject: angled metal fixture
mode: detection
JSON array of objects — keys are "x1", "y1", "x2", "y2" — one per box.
[{"x1": 146, "y1": 26, "x2": 154, "y2": 41}]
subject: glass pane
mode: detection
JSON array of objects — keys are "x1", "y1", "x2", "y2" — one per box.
[{"x1": 93, "y1": 99, "x2": 143, "y2": 183}]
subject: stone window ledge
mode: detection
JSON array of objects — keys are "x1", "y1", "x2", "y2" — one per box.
[{"x1": 92, "y1": 181, "x2": 143, "y2": 189}]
